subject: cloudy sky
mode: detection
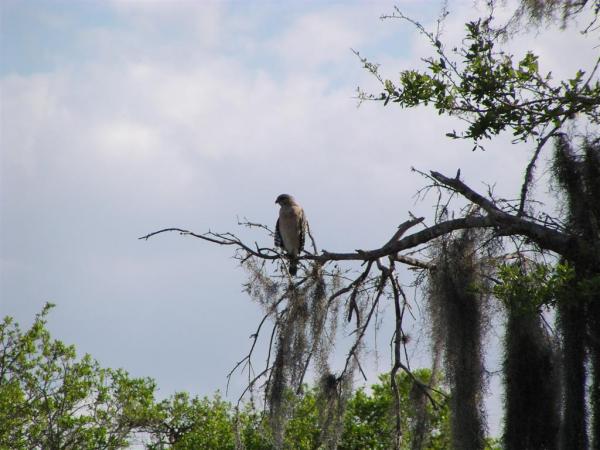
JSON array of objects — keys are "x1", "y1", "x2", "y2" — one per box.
[{"x1": 1, "y1": 0, "x2": 596, "y2": 435}]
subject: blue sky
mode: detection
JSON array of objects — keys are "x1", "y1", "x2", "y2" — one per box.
[
  {"x1": 1, "y1": 1, "x2": 400, "y2": 73},
  {"x1": 2, "y1": 1, "x2": 114, "y2": 74},
  {"x1": 1, "y1": 0, "x2": 597, "y2": 437}
]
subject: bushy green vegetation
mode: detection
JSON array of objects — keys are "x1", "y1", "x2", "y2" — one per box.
[
  {"x1": 0, "y1": 303, "x2": 157, "y2": 450},
  {"x1": 0, "y1": 305, "x2": 502, "y2": 449}
]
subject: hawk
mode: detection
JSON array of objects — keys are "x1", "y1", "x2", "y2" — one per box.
[{"x1": 274, "y1": 194, "x2": 306, "y2": 276}]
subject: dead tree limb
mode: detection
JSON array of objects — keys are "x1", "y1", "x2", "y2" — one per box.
[{"x1": 140, "y1": 171, "x2": 573, "y2": 266}]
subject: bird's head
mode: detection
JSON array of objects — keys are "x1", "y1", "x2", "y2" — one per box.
[{"x1": 275, "y1": 194, "x2": 296, "y2": 207}]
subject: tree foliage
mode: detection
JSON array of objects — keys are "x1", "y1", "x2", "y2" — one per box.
[
  {"x1": 361, "y1": 14, "x2": 599, "y2": 145},
  {"x1": 340, "y1": 370, "x2": 451, "y2": 450},
  {"x1": 2, "y1": 306, "x2": 479, "y2": 449},
  {"x1": 147, "y1": 369, "x2": 455, "y2": 450},
  {"x1": 0, "y1": 303, "x2": 157, "y2": 450}
]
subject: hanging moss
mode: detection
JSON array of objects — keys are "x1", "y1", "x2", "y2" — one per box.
[
  {"x1": 582, "y1": 139, "x2": 600, "y2": 450},
  {"x1": 427, "y1": 230, "x2": 489, "y2": 450},
  {"x1": 557, "y1": 294, "x2": 588, "y2": 450},
  {"x1": 315, "y1": 372, "x2": 353, "y2": 450},
  {"x1": 243, "y1": 259, "x2": 348, "y2": 449},
  {"x1": 496, "y1": 263, "x2": 560, "y2": 449},
  {"x1": 553, "y1": 136, "x2": 600, "y2": 449}
]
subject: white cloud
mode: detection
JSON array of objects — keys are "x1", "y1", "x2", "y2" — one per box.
[
  {"x1": 1, "y1": 73, "x2": 61, "y2": 174},
  {"x1": 270, "y1": 11, "x2": 365, "y2": 70},
  {"x1": 96, "y1": 120, "x2": 160, "y2": 158},
  {"x1": 109, "y1": 0, "x2": 223, "y2": 49}
]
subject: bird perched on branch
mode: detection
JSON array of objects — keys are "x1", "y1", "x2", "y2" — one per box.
[{"x1": 274, "y1": 194, "x2": 306, "y2": 276}]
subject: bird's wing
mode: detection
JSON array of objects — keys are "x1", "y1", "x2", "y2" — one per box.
[
  {"x1": 274, "y1": 218, "x2": 283, "y2": 248},
  {"x1": 298, "y1": 209, "x2": 306, "y2": 253}
]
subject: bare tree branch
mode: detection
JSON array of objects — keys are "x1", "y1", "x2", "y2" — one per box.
[
  {"x1": 140, "y1": 171, "x2": 573, "y2": 266},
  {"x1": 517, "y1": 124, "x2": 563, "y2": 215}
]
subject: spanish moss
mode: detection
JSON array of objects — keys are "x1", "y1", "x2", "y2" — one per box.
[{"x1": 427, "y1": 230, "x2": 489, "y2": 450}]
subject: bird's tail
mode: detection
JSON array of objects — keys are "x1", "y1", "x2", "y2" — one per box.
[{"x1": 289, "y1": 258, "x2": 298, "y2": 276}]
